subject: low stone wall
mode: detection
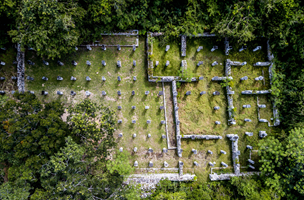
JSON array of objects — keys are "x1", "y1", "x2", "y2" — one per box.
[
  {"x1": 148, "y1": 76, "x2": 199, "y2": 83},
  {"x1": 181, "y1": 35, "x2": 186, "y2": 57},
  {"x1": 209, "y1": 172, "x2": 260, "y2": 181},
  {"x1": 225, "y1": 60, "x2": 236, "y2": 125},
  {"x1": 125, "y1": 173, "x2": 195, "y2": 190},
  {"x1": 183, "y1": 32, "x2": 216, "y2": 37},
  {"x1": 182, "y1": 135, "x2": 222, "y2": 140},
  {"x1": 226, "y1": 134, "x2": 240, "y2": 174},
  {"x1": 253, "y1": 62, "x2": 271, "y2": 66},
  {"x1": 16, "y1": 44, "x2": 25, "y2": 92},
  {"x1": 241, "y1": 90, "x2": 271, "y2": 95},
  {"x1": 100, "y1": 29, "x2": 138, "y2": 36},
  {"x1": 172, "y1": 81, "x2": 182, "y2": 157}
]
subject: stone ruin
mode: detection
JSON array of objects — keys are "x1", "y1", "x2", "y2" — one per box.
[
  {"x1": 211, "y1": 46, "x2": 218, "y2": 52},
  {"x1": 165, "y1": 60, "x2": 169, "y2": 67},
  {"x1": 197, "y1": 61, "x2": 203, "y2": 67},
  {"x1": 226, "y1": 134, "x2": 240, "y2": 175},
  {"x1": 212, "y1": 61, "x2": 218, "y2": 66},
  {"x1": 102, "y1": 60, "x2": 106, "y2": 66},
  {"x1": 72, "y1": 60, "x2": 77, "y2": 66},
  {"x1": 240, "y1": 76, "x2": 248, "y2": 81},
  {"x1": 253, "y1": 46, "x2": 261, "y2": 52},
  {"x1": 165, "y1": 45, "x2": 170, "y2": 52},
  {"x1": 43, "y1": 60, "x2": 49, "y2": 66},
  {"x1": 245, "y1": 132, "x2": 253, "y2": 136},
  {"x1": 117, "y1": 60, "x2": 121, "y2": 68},
  {"x1": 239, "y1": 46, "x2": 247, "y2": 52},
  {"x1": 87, "y1": 45, "x2": 92, "y2": 51},
  {"x1": 259, "y1": 131, "x2": 267, "y2": 138},
  {"x1": 57, "y1": 61, "x2": 64, "y2": 66},
  {"x1": 42, "y1": 76, "x2": 48, "y2": 81},
  {"x1": 197, "y1": 46, "x2": 203, "y2": 52},
  {"x1": 181, "y1": 35, "x2": 186, "y2": 56}
]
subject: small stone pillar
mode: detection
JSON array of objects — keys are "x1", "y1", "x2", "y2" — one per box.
[
  {"x1": 197, "y1": 46, "x2": 203, "y2": 52},
  {"x1": 220, "y1": 150, "x2": 226, "y2": 154}
]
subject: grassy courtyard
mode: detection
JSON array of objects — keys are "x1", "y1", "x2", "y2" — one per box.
[
  {"x1": 24, "y1": 35, "x2": 277, "y2": 183},
  {"x1": 152, "y1": 37, "x2": 226, "y2": 77},
  {"x1": 25, "y1": 37, "x2": 171, "y2": 169},
  {"x1": 174, "y1": 37, "x2": 275, "y2": 180}
]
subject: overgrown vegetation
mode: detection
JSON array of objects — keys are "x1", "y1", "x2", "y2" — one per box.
[{"x1": 1, "y1": 0, "x2": 304, "y2": 198}]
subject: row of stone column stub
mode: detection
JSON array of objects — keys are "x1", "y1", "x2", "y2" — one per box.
[
  {"x1": 77, "y1": 40, "x2": 138, "y2": 48},
  {"x1": 172, "y1": 81, "x2": 182, "y2": 158},
  {"x1": 224, "y1": 60, "x2": 236, "y2": 125},
  {"x1": 226, "y1": 134, "x2": 240, "y2": 175}
]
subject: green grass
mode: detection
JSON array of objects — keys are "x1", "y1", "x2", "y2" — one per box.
[
  {"x1": 152, "y1": 37, "x2": 225, "y2": 76},
  {"x1": 25, "y1": 36, "x2": 276, "y2": 183},
  {"x1": 0, "y1": 47, "x2": 18, "y2": 92},
  {"x1": 175, "y1": 37, "x2": 274, "y2": 182},
  {"x1": 26, "y1": 37, "x2": 168, "y2": 169}
]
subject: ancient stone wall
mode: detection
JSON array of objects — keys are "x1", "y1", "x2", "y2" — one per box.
[
  {"x1": 172, "y1": 80, "x2": 182, "y2": 157},
  {"x1": 16, "y1": 44, "x2": 25, "y2": 92}
]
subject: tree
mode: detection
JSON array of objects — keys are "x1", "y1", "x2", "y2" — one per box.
[
  {"x1": 38, "y1": 136, "x2": 95, "y2": 199},
  {"x1": 259, "y1": 127, "x2": 304, "y2": 198},
  {"x1": 8, "y1": 0, "x2": 86, "y2": 59},
  {"x1": 0, "y1": 92, "x2": 68, "y2": 189},
  {"x1": 0, "y1": 182, "x2": 31, "y2": 200},
  {"x1": 0, "y1": 0, "x2": 19, "y2": 48},
  {"x1": 67, "y1": 99, "x2": 116, "y2": 162},
  {"x1": 212, "y1": 0, "x2": 261, "y2": 43}
]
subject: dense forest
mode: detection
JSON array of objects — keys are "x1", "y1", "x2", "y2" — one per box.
[{"x1": 0, "y1": 0, "x2": 304, "y2": 199}]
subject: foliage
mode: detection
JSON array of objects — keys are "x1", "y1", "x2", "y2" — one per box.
[
  {"x1": 8, "y1": 0, "x2": 86, "y2": 59},
  {"x1": 67, "y1": 99, "x2": 116, "y2": 162},
  {"x1": 220, "y1": 77, "x2": 233, "y2": 88},
  {"x1": 0, "y1": 92, "x2": 68, "y2": 184},
  {"x1": 178, "y1": 68, "x2": 193, "y2": 82},
  {"x1": 259, "y1": 127, "x2": 304, "y2": 198},
  {"x1": 0, "y1": 182, "x2": 31, "y2": 200},
  {"x1": 107, "y1": 150, "x2": 134, "y2": 175}
]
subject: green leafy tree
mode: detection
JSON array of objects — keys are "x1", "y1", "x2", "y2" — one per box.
[
  {"x1": 0, "y1": 93, "x2": 68, "y2": 187},
  {"x1": 8, "y1": 0, "x2": 86, "y2": 59},
  {"x1": 67, "y1": 99, "x2": 116, "y2": 162},
  {"x1": 0, "y1": 182, "x2": 31, "y2": 200},
  {"x1": 259, "y1": 127, "x2": 304, "y2": 197},
  {"x1": 212, "y1": 0, "x2": 261, "y2": 43}
]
